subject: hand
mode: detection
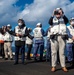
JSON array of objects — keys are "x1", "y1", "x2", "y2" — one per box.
[
  {"x1": 16, "y1": 33, "x2": 19, "y2": 36},
  {"x1": 52, "y1": 9, "x2": 56, "y2": 16},
  {"x1": 7, "y1": 27, "x2": 10, "y2": 31},
  {"x1": 72, "y1": 36, "x2": 74, "y2": 40},
  {"x1": 19, "y1": 34, "x2": 23, "y2": 37}
]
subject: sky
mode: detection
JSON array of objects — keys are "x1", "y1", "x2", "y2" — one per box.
[{"x1": 0, "y1": 0, "x2": 74, "y2": 30}]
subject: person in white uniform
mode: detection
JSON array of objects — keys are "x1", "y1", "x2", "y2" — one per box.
[
  {"x1": 4, "y1": 24, "x2": 13, "y2": 60},
  {"x1": 0, "y1": 28, "x2": 5, "y2": 58},
  {"x1": 33, "y1": 23, "x2": 45, "y2": 61},
  {"x1": 45, "y1": 26, "x2": 51, "y2": 62},
  {"x1": 26, "y1": 28, "x2": 33, "y2": 60},
  {"x1": 48, "y1": 8, "x2": 72, "y2": 72},
  {"x1": 66, "y1": 18, "x2": 74, "y2": 67}
]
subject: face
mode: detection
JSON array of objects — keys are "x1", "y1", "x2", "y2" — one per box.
[
  {"x1": 3, "y1": 26, "x2": 7, "y2": 32},
  {"x1": 18, "y1": 20, "x2": 23, "y2": 26},
  {"x1": 58, "y1": 10, "x2": 63, "y2": 15},
  {"x1": 55, "y1": 10, "x2": 62, "y2": 18},
  {"x1": 7, "y1": 26, "x2": 11, "y2": 30},
  {"x1": 55, "y1": 14, "x2": 61, "y2": 18}
]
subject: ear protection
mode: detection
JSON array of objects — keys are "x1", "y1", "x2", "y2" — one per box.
[{"x1": 60, "y1": 8, "x2": 64, "y2": 14}]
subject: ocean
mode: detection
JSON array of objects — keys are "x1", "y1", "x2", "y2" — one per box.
[{"x1": 12, "y1": 46, "x2": 67, "y2": 56}]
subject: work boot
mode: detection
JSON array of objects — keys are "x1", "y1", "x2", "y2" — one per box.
[
  {"x1": 51, "y1": 67, "x2": 56, "y2": 72},
  {"x1": 62, "y1": 67, "x2": 68, "y2": 72},
  {"x1": 34, "y1": 57, "x2": 37, "y2": 61},
  {"x1": 69, "y1": 61, "x2": 74, "y2": 68},
  {"x1": 14, "y1": 62, "x2": 18, "y2": 65}
]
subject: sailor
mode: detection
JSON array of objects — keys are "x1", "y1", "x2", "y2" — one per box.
[
  {"x1": 7, "y1": 19, "x2": 32, "y2": 64},
  {"x1": 0, "y1": 28, "x2": 4, "y2": 58},
  {"x1": 33, "y1": 23, "x2": 45, "y2": 61},
  {"x1": 48, "y1": 8, "x2": 70, "y2": 72},
  {"x1": 26, "y1": 28, "x2": 34, "y2": 60},
  {"x1": 3, "y1": 24, "x2": 13, "y2": 60},
  {"x1": 45, "y1": 26, "x2": 51, "y2": 62},
  {"x1": 66, "y1": 18, "x2": 74, "y2": 66},
  {"x1": 12, "y1": 19, "x2": 29, "y2": 65}
]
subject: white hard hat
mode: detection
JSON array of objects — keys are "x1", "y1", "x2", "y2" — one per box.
[
  {"x1": 28, "y1": 28, "x2": 32, "y2": 31},
  {"x1": 36, "y1": 23, "x2": 42, "y2": 26},
  {"x1": 55, "y1": 8, "x2": 63, "y2": 11},
  {"x1": 7, "y1": 24, "x2": 11, "y2": 27},
  {"x1": 71, "y1": 17, "x2": 74, "y2": 20},
  {"x1": 56, "y1": 8, "x2": 60, "y2": 10},
  {"x1": 70, "y1": 17, "x2": 74, "y2": 21}
]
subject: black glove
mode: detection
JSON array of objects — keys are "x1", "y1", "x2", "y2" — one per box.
[
  {"x1": 50, "y1": 34, "x2": 57, "y2": 40},
  {"x1": 61, "y1": 35, "x2": 68, "y2": 40}
]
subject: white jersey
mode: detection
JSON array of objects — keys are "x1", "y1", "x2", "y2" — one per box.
[
  {"x1": 4, "y1": 32, "x2": 13, "y2": 41},
  {"x1": 33, "y1": 27, "x2": 43, "y2": 39},
  {"x1": 67, "y1": 25, "x2": 74, "y2": 43},
  {"x1": 0, "y1": 33, "x2": 4, "y2": 41},
  {"x1": 26, "y1": 36, "x2": 33, "y2": 45},
  {"x1": 47, "y1": 29, "x2": 51, "y2": 39},
  {"x1": 14, "y1": 26, "x2": 26, "y2": 41},
  {"x1": 50, "y1": 17, "x2": 66, "y2": 35}
]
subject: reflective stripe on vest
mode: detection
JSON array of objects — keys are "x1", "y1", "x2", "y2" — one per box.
[
  {"x1": 15, "y1": 26, "x2": 26, "y2": 41},
  {"x1": 26, "y1": 37, "x2": 33, "y2": 44},
  {"x1": 51, "y1": 17, "x2": 66, "y2": 34},
  {"x1": 33, "y1": 27, "x2": 43, "y2": 38},
  {"x1": 67, "y1": 25, "x2": 74, "y2": 43},
  {"x1": 47, "y1": 30, "x2": 51, "y2": 38},
  {"x1": 4, "y1": 32, "x2": 13, "y2": 41}
]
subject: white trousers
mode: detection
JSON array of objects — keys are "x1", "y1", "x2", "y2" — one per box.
[
  {"x1": 4, "y1": 42, "x2": 13, "y2": 58},
  {"x1": 51, "y1": 36, "x2": 66, "y2": 67}
]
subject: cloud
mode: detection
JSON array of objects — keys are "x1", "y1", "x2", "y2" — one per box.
[
  {"x1": 16, "y1": 0, "x2": 74, "y2": 24},
  {"x1": 0, "y1": 0, "x2": 74, "y2": 27},
  {"x1": 0, "y1": 0, "x2": 19, "y2": 26}
]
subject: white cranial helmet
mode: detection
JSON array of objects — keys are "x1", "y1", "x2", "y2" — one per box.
[
  {"x1": 7, "y1": 24, "x2": 12, "y2": 28},
  {"x1": 7, "y1": 24, "x2": 11, "y2": 27},
  {"x1": 36, "y1": 23, "x2": 42, "y2": 27},
  {"x1": 70, "y1": 17, "x2": 74, "y2": 21},
  {"x1": 56, "y1": 7, "x2": 63, "y2": 10}
]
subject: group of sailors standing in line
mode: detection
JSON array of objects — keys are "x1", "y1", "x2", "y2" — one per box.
[{"x1": 0, "y1": 7, "x2": 74, "y2": 72}]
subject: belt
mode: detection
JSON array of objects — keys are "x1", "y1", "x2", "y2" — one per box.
[
  {"x1": 4, "y1": 41, "x2": 12, "y2": 42},
  {"x1": 51, "y1": 34, "x2": 67, "y2": 36}
]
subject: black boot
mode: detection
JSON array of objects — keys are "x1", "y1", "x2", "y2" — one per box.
[
  {"x1": 69, "y1": 61, "x2": 74, "y2": 68},
  {"x1": 27, "y1": 57, "x2": 32, "y2": 60},
  {"x1": 34, "y1": 57, "x2": 37, "y2": 61},
  {"x1": 39, "y1": 57, "x2": 43, "y2": 62},
  {"x1": 14, "y1": 62, "x2": 18, "y2": 65}
]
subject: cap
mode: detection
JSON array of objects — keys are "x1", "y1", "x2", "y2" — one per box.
[
  {"x1": 70, "y1": 17, "x2": 74, "y2": 21},
  {"x1": 71, "y1": 17, "x2": 74, "y2": 20},
  {"x1": 28, "y1": 28, "x2": 32, "y2": 30},
  {"x1": 36, "y1": 23, "x2": 42, "y2": 26},
  {"x1": 56, "y1": 8, "x2": 60, "y2": 11},
  {"x1": 7, "y1": 24, "x2": 11, "y2": 27}
]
